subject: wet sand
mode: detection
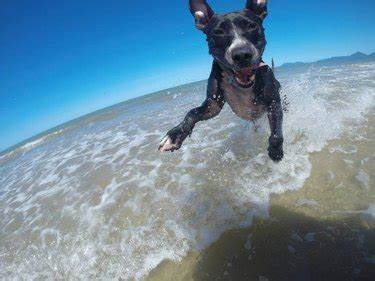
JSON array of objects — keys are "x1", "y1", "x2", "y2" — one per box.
[
  {"x1": 146, "y1": 113, "x2": 375, "y2": 281},
  {"x1": 1, "y1": 63, "x2": 374, "y2": 280}
]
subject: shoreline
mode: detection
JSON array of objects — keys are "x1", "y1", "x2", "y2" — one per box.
[{"x1": 146, "y1": 113, "x2": 375, "y2": 281}]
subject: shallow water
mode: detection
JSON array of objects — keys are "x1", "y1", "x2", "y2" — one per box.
[{"x1": 0, "y1": 62, "x2": 374, "y2": 280}]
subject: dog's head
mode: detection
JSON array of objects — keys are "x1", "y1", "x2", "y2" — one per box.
[{"x1": 189, "y1": 0, "x2": 268, "y2": 88}]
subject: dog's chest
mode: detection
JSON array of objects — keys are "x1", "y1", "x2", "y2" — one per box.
[{"x1": 221, "y1": 73, "x2": 266, "y2": 121}]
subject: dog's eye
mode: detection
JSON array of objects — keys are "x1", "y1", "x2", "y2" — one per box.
[
  {"x1": 213, "y1": 29, "x2": 224, "y2": 35},
  {"x1": 207, "y1": 35, "x2": 230, "y2": 50},
  {"x1": 248, "y1": 22, "x2": 257, "y2": 30},
  {"x1": 238, "y1": 19, "x2": 257, "y2": 30}
]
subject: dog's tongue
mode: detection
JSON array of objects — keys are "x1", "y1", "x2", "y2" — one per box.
[{"x1": 235, "y1": 68, "x2": 253, "y2": 85}]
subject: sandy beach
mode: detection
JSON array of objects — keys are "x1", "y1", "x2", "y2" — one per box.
[{"x1": 1, "y1": 62, "x2": 374, "y2": 280}]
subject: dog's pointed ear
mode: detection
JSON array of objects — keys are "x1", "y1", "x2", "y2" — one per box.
[
  {"x1": 246, "y1": 0, "x2": 268, "y2": 20},
  {"x1": 189, "y1": 0, "x2": 215, "y2": 31}
]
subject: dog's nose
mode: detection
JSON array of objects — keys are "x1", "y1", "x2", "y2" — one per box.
[{"x1": 232, "y1": 48, "x2": 252, "y2": 63}]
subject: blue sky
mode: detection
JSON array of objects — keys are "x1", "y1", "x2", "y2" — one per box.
[{"x1": 1, "y1": 0, "x2": 374, "y2": 151}]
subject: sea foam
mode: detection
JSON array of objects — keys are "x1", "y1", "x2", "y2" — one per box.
[{"x1": 0, "y1": 62, "x2": 374, "y2": 280}]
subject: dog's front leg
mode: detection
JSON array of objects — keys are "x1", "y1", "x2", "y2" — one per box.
[
  {"x1": 262, "y1": 69, "x2": 284, "y2": 161},
  {"x1": 267, "y1": 100, "x2": 284, "y2": 161},
  {"x1": 159, "y1": 65, "x2": 224, "y2": 152},
  {"x1": 158, "y1": 97, "x2": 223, "y2": 152}
]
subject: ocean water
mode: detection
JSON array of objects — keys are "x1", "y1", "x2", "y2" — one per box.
[{"x1": 0, "y1": 62, "x2": 374, "y2": 280}]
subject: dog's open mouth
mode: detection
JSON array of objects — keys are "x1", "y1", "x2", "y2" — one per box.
[{"x1": 234, "y1": 68, "x2": 254, "y2": 88}]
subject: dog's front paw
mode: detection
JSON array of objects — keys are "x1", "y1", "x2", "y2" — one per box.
[
  {"x1": 268, "y1": 136, "x2": 284, "y2": 162},
  {"x1": 268, "y1": 145, "x2": 284, "y2": 162},
  {"x1": 158, "y1": 126, "x2": 189, "y2": 152}
]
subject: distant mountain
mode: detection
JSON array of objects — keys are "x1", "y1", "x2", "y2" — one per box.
[{"x1": 278, "y1": 52, "x2": 375, "y2": 70}]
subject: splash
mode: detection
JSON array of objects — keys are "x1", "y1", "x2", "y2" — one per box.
[{"x1": 0, "y1": 62, "x2": 374, "y2": 280}]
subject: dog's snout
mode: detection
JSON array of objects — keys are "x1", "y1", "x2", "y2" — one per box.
[{"x1": 232, "y1": 48, "x2": 252, "y2": 63}]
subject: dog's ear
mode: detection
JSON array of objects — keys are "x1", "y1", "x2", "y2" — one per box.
[
  {"x1": 246, "y1": 0, "x2": 268, "y2": 20},
  {"x1": 189, "y1": 0, "x2": 215, "y2": 31}
]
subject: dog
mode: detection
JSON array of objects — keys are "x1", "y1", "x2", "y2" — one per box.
[{"x1": 159, "y1": 0, "x2": 284, "y2": 162}]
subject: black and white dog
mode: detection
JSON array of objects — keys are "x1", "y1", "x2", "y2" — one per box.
[{"x1": 159, "y1": 0, "x2": 283, "y2": 161}]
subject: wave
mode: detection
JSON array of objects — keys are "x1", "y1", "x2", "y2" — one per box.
[{"x1": 0, "y1": 62, "x2": 374, "y2": 280}]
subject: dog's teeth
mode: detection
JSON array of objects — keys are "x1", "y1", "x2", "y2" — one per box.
[
  {"x1": 235, "y1": 76, "x2": 251, "y2": 86},
  {"x1": 235, "y1": 77, "x2": 250, "y2": 86}
]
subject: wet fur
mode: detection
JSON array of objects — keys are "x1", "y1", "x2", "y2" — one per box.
[{"x1": 159, "y1": 1, "x2": 283, "y2": 161}]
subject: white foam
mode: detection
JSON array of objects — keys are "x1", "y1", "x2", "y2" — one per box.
[
  {"x1": 363, "y1": 204, "x2": 375, "y2": 218},
  {"x1": 356, "y1": 169, "x2": 370, "y2": 190},
  {"x1": 0, "y1": 62, "x2": 374, "y2": 280}
]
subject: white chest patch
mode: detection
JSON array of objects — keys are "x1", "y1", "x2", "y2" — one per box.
[{"x1": 221, "y1": 72, "x2": 266, "y2": 121}]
